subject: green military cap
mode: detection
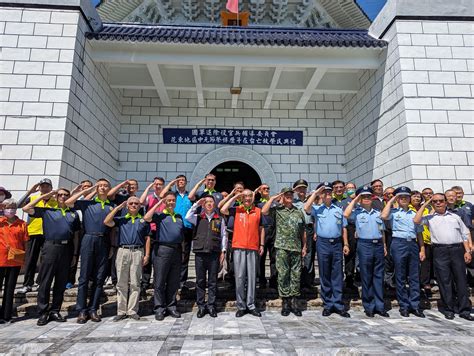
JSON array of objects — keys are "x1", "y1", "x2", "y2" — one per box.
[{"x1": 280, "y1": 187, "x2": 293, "y2": 194}]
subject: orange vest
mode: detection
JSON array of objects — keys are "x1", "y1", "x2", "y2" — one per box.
[{"x1": 231, "y1": 205, "x2": 261, "y2": 251}]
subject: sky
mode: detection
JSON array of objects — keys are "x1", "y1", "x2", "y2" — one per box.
[
  {"x1": 356, "y1": 0, "x2": 387, "y2": 20},
  {"x1": 91, "y1": 0, "x2": 387, "y2": 21}
]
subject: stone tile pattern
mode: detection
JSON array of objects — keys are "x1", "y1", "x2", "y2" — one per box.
[
  {"x1": 117, "y1": 89, "x2": 346, "y2": 189},
  {"x1": 0, "y1": 7, "x2": 122, "y2": 197},
  {"x1": 344, "y1": 20, "x2": 473, "y2": 197},
  {"x1": 0, "y1": 310, "x2": 473, "y2": 355}
]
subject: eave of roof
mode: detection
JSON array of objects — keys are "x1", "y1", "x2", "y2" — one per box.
[{"x1": 86, "y1": 23, "x2": 387, "y2": 49}]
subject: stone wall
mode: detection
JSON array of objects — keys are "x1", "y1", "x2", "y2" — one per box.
[
  {"x1": 117, "y1": 89, "x2": 347, "y2": 190},
  {"x1": 0, "y1": 6, "x2": 121, "y2": 197},
  {"x1": 343, "y1": 19, "x2": 473, "y2": 199}
]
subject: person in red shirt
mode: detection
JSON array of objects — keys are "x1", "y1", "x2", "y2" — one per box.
[
  {"x1": 0, "y1": 199, "x2": 29, "y2": 324},
  {"x1": 221, "y1": 189, "x2": 264, "y2": 317}
]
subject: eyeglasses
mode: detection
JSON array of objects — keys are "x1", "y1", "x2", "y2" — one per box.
[
  {"x1": 57, "y1": 193, "x2": 69, "y2": 197},
  {"x1": 432, "y1": 199, "x2": 445, "y2": 204},
  {"x1": 262, "y1": 187, "x2": 270, "y2": 191},
  {"x1": 128, "y1": 202, "x2": 140, "y2": 206}
]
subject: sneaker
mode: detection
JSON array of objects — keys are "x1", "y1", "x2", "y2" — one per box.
[{"x1": 65, "y1": 283, "x2": 74, "y2": 289}]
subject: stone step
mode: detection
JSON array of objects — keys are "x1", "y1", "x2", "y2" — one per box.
[{"x1": 10, "y1": 283, "x2": 472, "y2": 318}]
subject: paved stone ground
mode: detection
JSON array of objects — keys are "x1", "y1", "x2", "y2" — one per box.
[{"x1": 0, "y1": 309, "x2": 473, "y2": 355}]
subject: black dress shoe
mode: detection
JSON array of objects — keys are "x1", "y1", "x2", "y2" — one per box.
[
  {"x1": 459, "y1": 313, "x2": 474, "y2": 321},
  {"x1": 411, "y1": 309, "x2": 425, "y2": 318},
  {"x1": 155, "y1": 312, "x2": 165, "y2": 321},
  {"x1": 376, "y1": 311, "x2": 390, "y2": 318},
  {"x1": 113, "y1": 314, "x2": 128, "y2": 322},
  {"x1": 77, "y1": 311, "x2": 88, "y2": 324},
  {"x1": 37, "y1": 313, "x2": 49, "y2": 326},
  {"x1": 445, "y1": 312, "x2": 455, "y2": 320},
  {"x1": 168, "y1": 310, "x2": 181, "y2": 318},
  {"x1": 335, "y1": 310, "x2": 350, "y2": 318},
  {"x1": 322, "y1": 309, "x2": 332, "y2": 317},
  {"x1": 89, "y1": 311, "x2": 102, "y2": 322},
  {"x1": 208, "y1": 308, "x2": 217, "y2": 318},
  {"x1": 365, "y1": 311, "x2": 374, "y2": 318},
  {"x1": 235, "y1": 310, "x2": 246, "y2": 318},
  {"x1": 248, "y1": 309, "x2": 262, "y2": 317},
  {"x1": 197, "y1": 308, "x2": 207, "y2": 318},
  {"x1": 400, "y1": 310, "x2": 410, "y2": 317},
  {"x1": 49, "y1": 311, "x2": 66, "y2": 322},
  {"x1": 129, "y1": 314, "x2": 141, "y2": 321}
]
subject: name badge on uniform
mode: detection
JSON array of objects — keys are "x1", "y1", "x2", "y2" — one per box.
[
  {"x1": 109, "y1": 206, "x2": 113, "y2": 211},
  {"x1": 395, "y1": 214, "x2": 402, "y2": 220},
  {"x1": 71, "y1": 212, "x2": 76, "y2": 218},
  {"x1": 140, "y1": 219, "x2": 145, "y2": 223},
  {"x1": 359, "y1": 216, "x2": 368, "y2": 223},
  {"x1": 336, "y1": 219, "x2": 342, "y2": 225}
]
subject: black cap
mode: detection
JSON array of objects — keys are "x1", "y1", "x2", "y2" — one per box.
[
  {"x1": 39, "y1": 178, "x2": 52, "y2": 186},
  {"x1": 280, "y1": 187, "x2": 293, "y2": 194},
  {"x1": 317, "y1": 181, "x2": 333, "y2": 191},
  {"x1": 356, "y1": 185, "x2": 373, "y2": 196},
  {"x1": 394, "y1": 186, "x2": 412, "y2": 196},
  {"x1": 293, "y1": 179, "x2": 308, "y2": 189}
]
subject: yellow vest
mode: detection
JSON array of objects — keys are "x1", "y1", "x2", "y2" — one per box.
[
  {"x1": 27, "y1": 195, "x2": 58, "y2": 235},
  {"x1": 409, "y1": 204, "x2": 431, "y2": 244}
]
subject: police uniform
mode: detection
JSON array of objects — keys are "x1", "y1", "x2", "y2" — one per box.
[
  {"x1": 30, "y1": 207, "x2": 80, "y2": 316},
  {"x1": 292, "y1": 179, "x2": 315, "y2": 288},
  {"x1": 114, "y1": 213, "x2": 149, "y2": 317},
  {"x1": 185, "y1": 203, "x2": 227, "y2": 314},
  {"x1": 387, "y1": 187, "x2": 423, "y2": 316},
  {"x1": 74, "y1": 198, "x2": 114, "y2": 315},
  {"x1": 351, "y1": 186, "x2": 386, "y2": 316},
  {"x1": 312, "y1": 182, "x2": 348, "y2": 314},
  {"x1": 151, "y1": 209, "x2": 184, "y2": 318},
  {"x1": 257, "y1": 198, "x2": 277, "y2": 288}
]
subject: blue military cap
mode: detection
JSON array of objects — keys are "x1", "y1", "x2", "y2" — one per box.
[
  {"x1": 394, "y1": 186, "x2": 411, "y2": 196},
  {"x1": 356, "y1": 185, "x2": 373, "y2": 195},
  {"x1": 317, "y1": 181, "x2": 333, "y2": 191}
]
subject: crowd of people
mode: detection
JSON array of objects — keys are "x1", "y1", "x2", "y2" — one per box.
[{"x1": 0, "y1": 174, "x2": 473, "y2": 326}]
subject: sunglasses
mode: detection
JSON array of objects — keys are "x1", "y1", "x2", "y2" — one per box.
[
  {"x1": 262, "y1": 187, "x2": 270, "y2": 191},
  {"x1": 57, "y1": 193, "x2": 69, "y2": 197},
  {"x1": 432, "y1": 199, "x2": 445, "y2": 204},
  {"x1": 207, "y1": 179, "x2": 215, "y2": 182},
  {"x1": 128, "y1": 202, "x2": 140, "y2": 206}
]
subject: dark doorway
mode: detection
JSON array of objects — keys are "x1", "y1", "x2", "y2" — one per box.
[{"x1": 211, "y1": 161, "x2": 261, "y2": 194}]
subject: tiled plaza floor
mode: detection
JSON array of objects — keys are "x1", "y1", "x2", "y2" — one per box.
[{"x1": 0, "y1": 309, "x2": 473, "y2": 355}]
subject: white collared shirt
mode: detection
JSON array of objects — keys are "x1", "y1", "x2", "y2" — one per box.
[{"x1": 421, "y1": 211, "x2": 470, "y2": 244}]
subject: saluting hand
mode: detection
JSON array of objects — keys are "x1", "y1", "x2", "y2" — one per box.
[
  {"x1": 197, "y1": 198, "x2": 206, "y2": 206},
  {"x1": 117, "y1": 201, "x2": 127, "y2": 210}
]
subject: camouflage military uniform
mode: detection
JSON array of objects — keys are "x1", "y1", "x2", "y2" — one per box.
[{"x1": 270, "y1": 205, "x2": 305, "y2": 297}]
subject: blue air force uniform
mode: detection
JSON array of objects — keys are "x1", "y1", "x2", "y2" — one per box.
[
  {"x1": 387, "y1": 187, "x2": 423, "y2": 313},
  {"x1": 30, "y1": 207, "x2": 80, "y2": 315},
  {"x1": 74, "y1": 198, "x2": 114, "y2": 313},
  {"x1": 351, "y1": 186, "x2": 386, "y2": 314},
  {"x1": 312, "y1": 200, "x2": 347, "y2": 313},
  {"x1": 151, "y1": 210, "x2": 184, "y2": 316}
]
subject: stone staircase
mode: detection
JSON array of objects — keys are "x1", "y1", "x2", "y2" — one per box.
[{"x1": 3, "y1": 254, "x2": 474, "y2": 318}]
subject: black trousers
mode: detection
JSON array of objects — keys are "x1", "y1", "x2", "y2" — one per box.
[
  {"x1": 105, "y1": 246, "x2": 118, "y2": 285},
  {"x1": 23, "y1": 234, "x2": 44, "y2": 287},
  {"x1": 153, "y1": 244, "x2": 181, "y2": 314},
  {"x1": 180, "y1": 227, "x2": 194, "y2": 286},
  {"x1": 433, "y1": 243, "x2": 470, "y2": 315},
  {"x1": 0, "y1": 266, "x2": 21, "y2": 321},
  {"x1": 420, "y1": 243, "x2": 434, "y2": 287},
  {"x1": 141, "y1": 254, "x2": 154, "y2": 292},
  {"x1": 344, "y1": 224, "x2": 357, "y2": 285},
  {"x1": 195, "y1": 252, "x2": 219, "y2": 308},
  {"x1": 301, "y1": 224, "x2": 315, "y2": 287},
  {"x1": 384, "y1": 230, "x2": 395, "y2": 287},
  {"x1": 37, "y1": 240, "x2": 73, "y2": 314},
  {"x1": 259, "y1": 227, "x2": 277, "y2": 286}
]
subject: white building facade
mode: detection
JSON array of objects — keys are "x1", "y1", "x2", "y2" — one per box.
[{"x1": 0, "y1": 0, "x2": 473, "y2": 198}]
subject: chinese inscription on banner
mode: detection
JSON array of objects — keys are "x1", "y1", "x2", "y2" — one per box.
[{"x1": 163, "y1": 128, "x2": 303, "y2": 146}]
